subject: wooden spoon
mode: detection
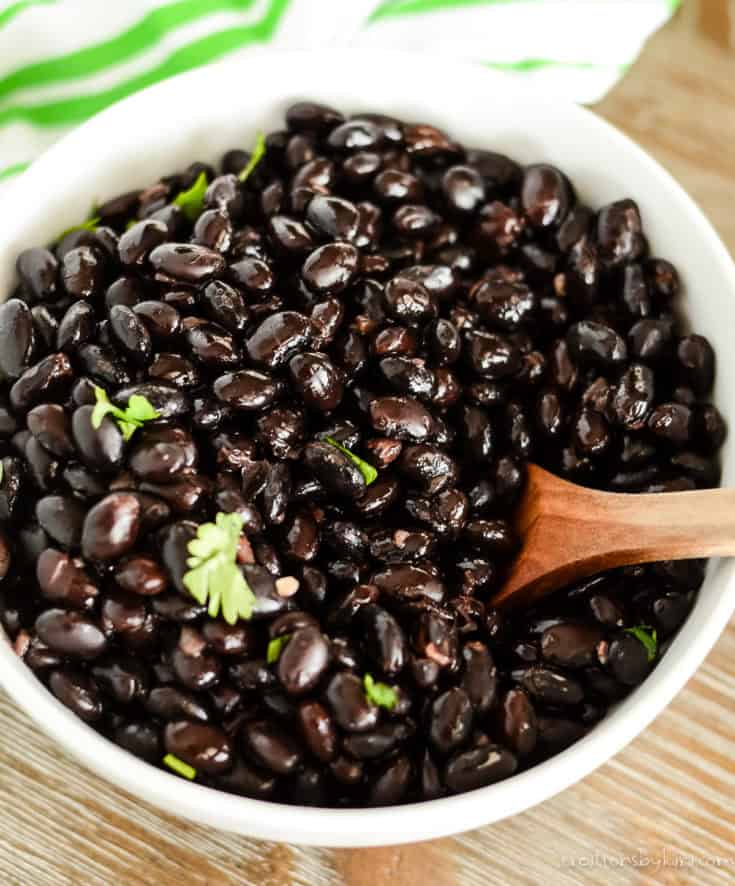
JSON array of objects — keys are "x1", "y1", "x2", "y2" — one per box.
[{"x1": 492, "y1": 464, "x2": 735, "y2": 609}]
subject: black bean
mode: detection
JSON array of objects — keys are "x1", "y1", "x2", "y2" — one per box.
[
  {"x1": 147, "y1": 685, "x2": 208, "y2": 723},
  {"x1": 648, "y1": 402, "x2": 692, "y2": 446},
  {"x1": 17, "y1": 247, "x2": 59, "y2": 301},
  {"x1": 36, "y1": 609, "x2": 107, "y2": 659},
  {"x1": 302, "y1": 242, "x2": 359, "y2": 294},
  {"x1": 61, "y1": 246, "x2": 106, "y2": 299},
  {"x1": 118, "y1": 219, "x2": 168, "y2": 267},
  {"x1": 49, "y1": 669, "x2": 104, "y2": 722},
  {"x1": 81, "y1": 493, "x2": 140, "y2": 561},
  {"x1": 444, "y1": 745, "x2": 517, "y2": 793},
  {"x1": 10, "y1": 352, "x2": 74, "y2": 411},
  {"x1": 149, "y1": 242, "x2": 226, "y2": 285},
  {"x1": 165, "y1": 721, "x2": 232, "y2": 774},
  {"x1": 213, "y1": 369, "x2": 282, "y2": 411},
  {"x1": 461, "y1": 642, "x2": 497, "y2": 713},
  {"x1": 326, "y1": 671, "x2": 378, "y2": 732},
  {"x1": 516, "y1": 666, "x2": 584, "y2": 706},
  {"x1": 567, "y1": 320, "x2": 627, "y2": 367},
  {"x1": 521, "y1": 164, "x2": 571, "y2": 227},
  {"x1": 246, "y1": 311, "x2": 311, "y2": 369},
  {"x1": 612, "y1": 363, "x2": 655, "y2": 429},
  {"x1": 242, "y1": 719, "x2": 302, "y2": 774},
  {"x1": 72, "y1": 405, "x2": 124, "y2": 473},
  {"x1": 0, "y1": 299, "x2": 35, "y2": 379},
  {"x1": 597, "y1": 199, "x2": 645, "y2": 266},
  {"x1": 497, "y1": 688, "x2": 537, "y2": 757},
  {"x1": 540, "y1": 621, "x2": 604, "y2": 668},
  {"x1": 677, "y1": 334, "x2": 714, "y2": 395},
  {"x1": 288, "y1": 352, "x2": 343, "y2": 412},
  {"x1": 36, "y1": 549, "x2": 98, "y2": 610}
]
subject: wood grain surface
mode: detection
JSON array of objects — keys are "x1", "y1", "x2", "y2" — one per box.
[{"x1": 1, "y1": 2, "x2": 734, "y2": 884}]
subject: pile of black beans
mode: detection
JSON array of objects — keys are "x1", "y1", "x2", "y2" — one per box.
[{"x1": 0, "y1": 101, "x2": 725, "y2": 808}]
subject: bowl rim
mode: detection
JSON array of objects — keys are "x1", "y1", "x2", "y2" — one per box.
[{"x1": 2, "y1": 47, "x2": 735, "y2": 847}]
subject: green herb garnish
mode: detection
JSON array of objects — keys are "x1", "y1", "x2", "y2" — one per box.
[
  {"x1": 163, "y1": 753, "x2": 197, "y2": 780},
  {"x1": 325, "y1": 436, "x2": 377, "y2": 485},
  {"x1": 183, "y1": 512, "x2": 255, "y2": 625},
  {"x1": 173, "y1": 170, "x2": 208, "y2": 221},
  {"x1": 58, "y1": 216, "x2": 101, "y2": 239},
  {"x1": 267, "y1": 634, "x2": 291, "y2": 664},
  {"x1": 91, "y1": 385, "x2": 160, "y2": 441},
  {"x1": 125, "y1": 219, "x2": 138, "y2": 231},
  {"x1": 238, "y1": 132, "x2": 266, "y2": 183},
  {"x1": 363, "y1": 673, "x2": 398, "y2": 710},
  {"x1": 0, "y1": 462, "x2": 4, "y2": 484},
  {"x1": 625, "y1": 625, "x2": 658, "y2": 662}
]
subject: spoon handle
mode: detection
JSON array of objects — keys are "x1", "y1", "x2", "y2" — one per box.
[{"x1": 494, "y1": 468, "x2": 735, "y2": 607}]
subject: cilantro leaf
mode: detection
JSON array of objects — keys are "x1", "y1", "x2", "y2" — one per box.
[
  {"x1": 58, "y1": 216, "x2": 101, "y2": 239},
  {"x1": 625, "y1": 625, "x2": 658, "y2": 662},
  {"x1": 325, "y1": 436, "x2": 377, "y2": 485},
  {"x1": 183, "y1": 512, "x2": 255, "y2": 625},
  {"x1": 267, "y1": 634, "x2": 291, "y2": 664},
  {"x1": 363, "y1": 673, "x2": 398, "y2": 710},
  {"x1": 163, "y1": 754, "x2": 196, "y2": 780},
  {"x1": 126, "y1": 394, "x2": 160, "y2": 423},
  {"x1": 125, "y1": 219, "x2": 138, "y2": 231},
  {"x1": 238, "y1": 132, "x2": 266, "y2": 183},
  {"x1": 173, "y1": 170, "x2": 208, "y2": 221},
  {"x1": 90, "y1": 385, "x2": 159, "y2": 440},
  {"x1": 0, "y1": 461, "x2": 4, "y2": 484}
]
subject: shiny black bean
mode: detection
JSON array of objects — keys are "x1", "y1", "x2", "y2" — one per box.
[
  {"x1": 81, "y1": 493, "x2": 140, "y2": 561},
  {"x1": 17, "y1": 247, "x2": 59, "y2": 302},
  {"x1": 371, "y1": 563, "x2": 445, "y2": 604},
  {"x1": 165, "y1": 721, "x2": 232, "y2": 774},
  {"x1": 36, "y1": 549, "x2": 98, "y2": 610},
  {"x1": 36, "y1": 608, "x2": 107, "y2": 659},
  {"x1": 61, "y1": 246, "x2": 106, "y2": 299},
  {"x1": 0, "y1": 299, "x2": 35, "y2": 379},
  {"x1": 444, "y1": 744, "x2": 517, "y2": 793},
  {"x1": 35, "y1": 495, "x2": 85, "y2": 549},
  {"x1": 49, "y1": 668, "x2": 104, "y2": 722},
  {"x1": 521, "y1": 164, "x2": 571, "y2": 227},
  {"x1": 10, "y1": 352, "x2": 73, "y2": 411},
  {"x1": 326, "y1": 671, "x2": 379, "y2": 732},
  {"x1": 149, "y1": 242, "x2": 225, "y2": 285},
  {"x1": 461, "y1": 642, "x2": 497, "y2": 713},
  {"x1": 516, "y1": 666, "x2": 585, "y2": 706},
  {"x1": 109, "y1": 304, "x2": 152, "y2": 365},
  {"x1": 429, "y1": 687, "x2": 473, "y2": 754},
  {"x1": 246, "y1": 311, "x2": 311, "y2": 369},
  {"x1": 360, "y1": 605, "x2": 406, "y2": 676},
  {"x1": 497, "y1": 688, "x2": 537, "y2": 757},
  {"x1": 597, "y1": 199, "x2": 645, "y2": 266},
  {"x1": 648, "y1": 402, "x2": 692, "y2": 446},
  {"x1": 115, "y1": 722, "x2": 161, "y2": 762},
  {"x1": 567, "y1": 320, "x2": 627, "y2": 367},
  {"x1": 302, "y1": 242, "x2": 359, "y2": 294},
  {"x1": 541, "y1": 621, "x2": 604, "y2": 668},
  {"x1": 118, "y1": 219, "x2": 168, "y2": 267},
  {"x1": 241, "y1": 719, "x2": 302, "y2": 774},
  {"x1": 72, "y1": 405, "x2": 124, "y2": 473}
]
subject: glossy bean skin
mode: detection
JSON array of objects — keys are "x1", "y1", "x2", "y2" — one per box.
[{"x1": 164, "y1": 721, "x2": 232, "y2": 774}]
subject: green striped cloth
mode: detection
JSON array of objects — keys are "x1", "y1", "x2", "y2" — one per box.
[{"x1": 0, "y1": 0, "x2": 680, "y2": 188}]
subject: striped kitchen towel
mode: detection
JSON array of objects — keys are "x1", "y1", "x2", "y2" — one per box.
[{"x1": 0, "y1": 0, "x2": 681, "y2": 187}]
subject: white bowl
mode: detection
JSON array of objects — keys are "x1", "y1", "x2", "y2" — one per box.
[{"x1": 0, "y1": 49, "x2": 733, "y2": 848}]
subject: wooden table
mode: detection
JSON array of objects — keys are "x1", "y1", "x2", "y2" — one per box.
[{"x1": 2, "y1": 3, "x2": 734, "y2": 883}]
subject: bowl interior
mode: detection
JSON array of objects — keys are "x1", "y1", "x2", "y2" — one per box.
[{"x1": 0, "y1": 49, "x2": 733, "y2": 847}]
